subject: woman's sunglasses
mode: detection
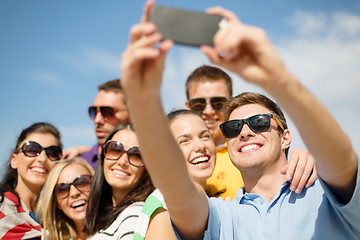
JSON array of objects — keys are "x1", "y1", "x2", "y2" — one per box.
[
  {"x1": 15, "y1": 141, "x2": 62, "y2": 161},
  {"x1": 103, "y1": 140, "x2": 144, "y2": 167},
  {"x1": 88, "y1": 106, "x2": 118, "y2": 120},
  {"x1": 188, "y1": 97, "x2": 227, "y2": 112},
  {"x1": 220, "y1": 114, "x2": 285, "y2": 138},
  {"x1": 54, "y1": 175, "x2": 92, "y2": 200}
]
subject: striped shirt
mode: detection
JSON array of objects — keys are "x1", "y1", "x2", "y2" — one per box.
[
  {"x1": 0, "y1": 192, "x2": 41, "y2": 240},
  {"x1": 133, "y1": 189, "x2": 167, "y2": 240},
  {"x1": 89, "y1": 201, "x2": 144, "y2": 240}
]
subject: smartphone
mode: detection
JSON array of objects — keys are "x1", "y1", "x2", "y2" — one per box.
[{"x1": 149, "y1": 5, "x2": 227, "y2": 47}]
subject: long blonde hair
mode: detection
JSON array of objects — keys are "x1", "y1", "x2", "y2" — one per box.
[{"x1": 36, "y1": 157, "x2": 94, "y2": 240}]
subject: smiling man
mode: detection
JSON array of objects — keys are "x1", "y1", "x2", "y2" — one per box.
[{"x1": 185, "y1": 65, "x2": 244, "y2": 198}]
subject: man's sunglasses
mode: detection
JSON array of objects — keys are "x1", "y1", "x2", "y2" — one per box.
[
  {"x1": 15, "y1": 141, "x2": 63, "y2": 161},
  {"x1": 88, "y1": 106, "x2": 118, "y2": 120},
  {"x1": 220, "y1": 114, "x2": 285, "y2": 138},
  {"x1": 103, "y1": 140, "x2": 144, "y2": 167},
  {"x1": 189, "y1": 97, "x2": 228, "y2": 112},
  {"x1": 54, "y1": 175, "x2": 92, "y2": 200}
]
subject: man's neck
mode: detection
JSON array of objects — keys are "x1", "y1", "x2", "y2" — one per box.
[{"x1": 241, "y1": 160, "x2": 288, "y2": 203}]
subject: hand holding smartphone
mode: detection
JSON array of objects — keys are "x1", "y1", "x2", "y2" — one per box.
[{"x1": 149, "y1": 5, "x2": 227, "y2": 47}]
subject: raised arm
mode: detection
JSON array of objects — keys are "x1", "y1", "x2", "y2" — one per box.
[
  {"x1": 120, "y1": 2, "x2": 209, "y2": 238},
  {"x1": 201, "y1": 7, "x2": 358, "y2": 202}
]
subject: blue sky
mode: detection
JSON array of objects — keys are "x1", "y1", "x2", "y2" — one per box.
[{"x1": 1, "y1": 0, "x2": 360, "y2": 174}]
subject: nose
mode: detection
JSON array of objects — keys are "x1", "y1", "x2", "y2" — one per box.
[
  {"x1": 193, "y1": 138, "x2": 206, "y2": 152},
  {"x1": 239, "y1": 123, "x2": 256, "y2": 139},
  {"x1": 202, "y1": 101, "x2": 216, "y2": 116},
  {"x1": 37, "y1": 149, "x2": 48, "y2": 163},
  {"x1": 116, "y1": 154, "x2": 129, "y2": 168},
  {"x1": 94, "y1": 110, "x2": 105, "y2": 124},
  {"x1": 68, "y1": 184, "x2": 81, "y2": 198}
]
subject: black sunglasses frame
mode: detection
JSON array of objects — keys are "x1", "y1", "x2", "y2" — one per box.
[
  {"x1": 103, "y1": 140, "x2": 144, "y2": 167},
  {"x1": 16, "y1": 141, "x2": 63, "y2": 161},
  {"x1": 189, "y1": 96, "x2": 228, "y2": 112},
  {"x1": 54, "y1": 174, "x2": 92, "y2": 200},
  {"x1": 220, "y1": 114, "x2": 285, "y2": 138}
]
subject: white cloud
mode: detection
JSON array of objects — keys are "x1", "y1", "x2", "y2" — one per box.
[
  {"x1": 278, "y1": 10, "x2": 360, "y2": 154},
  {"x1": 56, "y1": 47, "x2": 121, "y2": 75},
  {"x1": 28, "y1": 71, "x2": 62, "y2": 85}
]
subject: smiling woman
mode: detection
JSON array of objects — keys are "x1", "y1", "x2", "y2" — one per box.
[
  {"x1": 0, "y1": 122, "x2": 62, "y2": 240},
  {"x1": 83, "y1": 123, "x2": 155, "y2": 240},
  {"x1": 36, "y1": 157, "x2": 94, "y2": 240}
]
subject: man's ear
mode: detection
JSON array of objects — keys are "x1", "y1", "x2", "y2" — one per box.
[
  {"x1": 185, "y1": 100, "x2": 190, "y2": 110},
  {"x1": 10, "y1": 153, "x2": 18, "y2": 169},
  {"x1": 281, "y1": 129, "x2": 292, "y2": 151}
]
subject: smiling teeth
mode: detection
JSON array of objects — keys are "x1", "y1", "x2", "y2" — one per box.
[
  {"x1": 72, "y1": 200, "x2": 86, "y2": 208},
  {"x1": 204, "y1": 120, "x2": 215, "y2": 125},
  {"x1": 113, "y1": 170, "x2": 128, "y2": 176},
  {"x1": 241, "y1": 144, "x2": 260, "y2": 152},
  {"x1": 192, "y1": 156, "x2": 209, "y2": 164},
  {"x1": 32, "y1": 167, "x2": 46, "y2": 173}
]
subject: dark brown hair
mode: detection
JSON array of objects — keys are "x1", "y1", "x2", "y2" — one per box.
[
  {"x1": 185, "y1": 65, "x2": 233, "y2": 99},
  {"x1": 84, "y1": 123, "x2": 155, "y2": 234},
  {"x1": 98, "y1": 79, "x2": 123, "y2": 93}
]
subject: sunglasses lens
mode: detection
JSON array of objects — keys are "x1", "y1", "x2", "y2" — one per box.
[
  {"x1": 189, "y1": 99, "x2": 206, "y2": 112},
  {"x1": 248, "y1": 114, "x2": 271, "y2": 132},
  {"x1": 88, "y1": 107, "x2": 96, "y2": 120},
  {"x1": 73, "y1": 175, "x2": 92, "y2": 193},
  {"x1": 22, "y1": 141, "x2": 42, "y2": 157},
  {"x1": 105, "y1": 141, "x2": 124, "y2": 160},
  {"x1": 54, "y1": 183, "x2": 70, "y2": 199},
  {"x1": 127, "y1": 147, "x2": 143, "y2": 167},
  {"x1": 220, "y1": 120, "x2": 243, "y2": 138},
  {"x1": 46, "y1": 146, "x2": 63, "y2": 161},
  {"x1": 210, "y1": 97, "x2": 227, "y2": 111},
  {"x1": 100, "y1": 107, "x2": 115, "y2": 119}
]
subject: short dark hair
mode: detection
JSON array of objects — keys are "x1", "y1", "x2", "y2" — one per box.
[
  {"x1": 167, "y1": 109, "x2": 202, "y2": 122},
  {"x1": 98, "y1": 79, "x2": 123, "y2": 93},
  {"x1": 185, "y1": 65, "x2": 233, "y2": 99}
]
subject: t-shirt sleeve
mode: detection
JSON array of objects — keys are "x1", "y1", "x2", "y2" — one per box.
[{"x1": 319, "y1": 159, "x2": 360, "y2": 235}]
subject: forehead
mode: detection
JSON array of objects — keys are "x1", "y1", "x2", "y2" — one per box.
[
  {"x1": 93, "y1": 90, "x2": 126, "y2": 108},
  {"x1": 21, "y1": 132, "x2": 59, "y2": 148},
  {"x1": 170, "y1": 114, "x2": 208, "y2": 136},
  {"x1": 229, "y1": 104, "x2": 272, "y2": 120},
  {"x1": 57, "y1": 163, "x2": 90, "y2": 183},
  {"x1": 188, "y1": 80, "x2": 230, "y2": 99},
  {"x1": 111, "y1": 129, "x2": 139, "y2": 147}
]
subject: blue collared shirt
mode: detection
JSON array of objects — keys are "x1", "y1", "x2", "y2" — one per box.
[{"x1": 201, "y1": 162, "x2": 360, "y2": 239}]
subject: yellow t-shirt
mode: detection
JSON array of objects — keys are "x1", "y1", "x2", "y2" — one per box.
[{"x1": 206, "y1": 143, "x2": 244, "y2": 199}]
